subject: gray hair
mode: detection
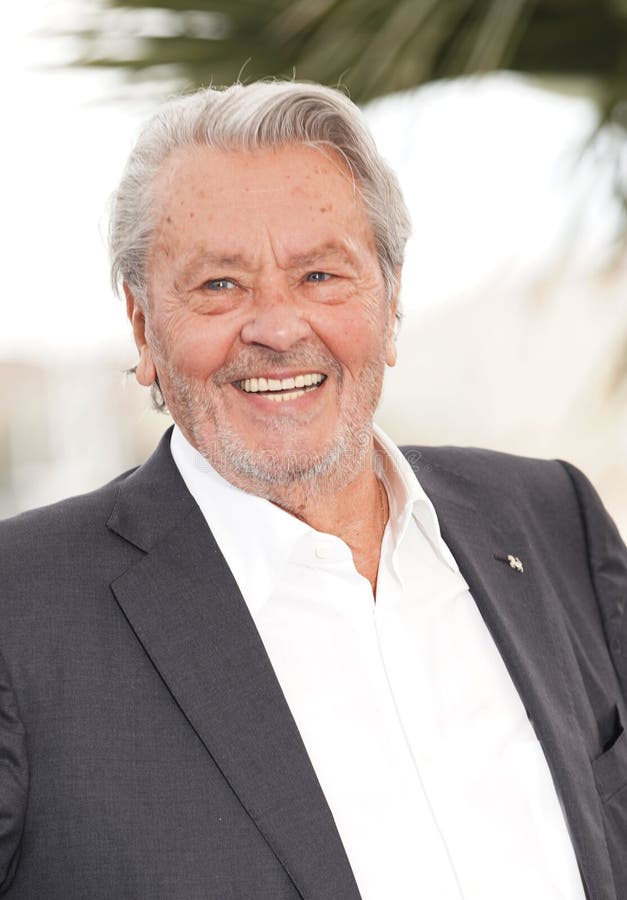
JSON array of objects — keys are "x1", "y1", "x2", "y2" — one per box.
[{"x1": 109, "y1": 80, "x2": 411, "y2": 306}]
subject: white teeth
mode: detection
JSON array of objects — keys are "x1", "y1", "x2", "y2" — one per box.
[
  {"x1": 267, "y1": 389, "x2": 306, "y2": 402},
  {"x1": 238, "y1": 372, "x2": 325, "y2": 394}
]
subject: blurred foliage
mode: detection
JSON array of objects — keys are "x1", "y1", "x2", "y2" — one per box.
[
  {"x1": 69, "y1": 1, "x2": 627, "y2": 100},
  {"x1": 69, "y1": 0, "x2": 627, "y2": 200}
]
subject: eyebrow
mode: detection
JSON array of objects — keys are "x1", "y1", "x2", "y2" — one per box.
[
  {"x1": 177, "y1": 251, "x2": 249, "y2": 275},
  {"x1": 285, "y1": 243, "x2": 357, "y2": 269}
]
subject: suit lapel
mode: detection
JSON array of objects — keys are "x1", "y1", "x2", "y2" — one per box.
[
  {"x1": 410, "y1": 452, "x2": 614, "y2": 900},
  {"x1": 108, "y1": 430, "x2": 361, "y2": 900}
]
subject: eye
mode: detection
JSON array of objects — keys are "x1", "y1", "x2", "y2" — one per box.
[
  {"x1": 305, "y1": 271, "x2": 332, "y2": 283},
  {"x1": 204, "y1": 278, "x2": 237, "y2": 291}
]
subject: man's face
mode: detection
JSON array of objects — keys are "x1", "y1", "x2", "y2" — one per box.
[{"x1": 128, "y1": 142, "x2": 398, "y2": 496}]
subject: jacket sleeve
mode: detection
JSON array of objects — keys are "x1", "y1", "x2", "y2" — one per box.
[
  {"x1": 560, "y1": 460, "x2": 627, "y2": 702},
  {"x1": 0, "y1": 647, "x2": 28, "y2": 894}
]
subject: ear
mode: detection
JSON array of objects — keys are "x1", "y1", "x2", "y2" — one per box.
[
  {"x1": 124, "y1": 283, "x2": 157, "y2": 387},
  {"x1": 385, "y1": 281, "x2": 401, "y2": 368}
]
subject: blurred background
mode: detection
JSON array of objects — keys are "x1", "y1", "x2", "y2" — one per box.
[{"x1": 2, "y1": 0, "x2": 626, "y2": 534}]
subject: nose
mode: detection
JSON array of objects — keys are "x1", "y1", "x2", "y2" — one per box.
[{"x1": 240, "y1": 278, "x2": 311, "y2": 352}]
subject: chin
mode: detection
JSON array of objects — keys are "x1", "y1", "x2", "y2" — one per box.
[{"x1": 193, "y1": 417, "x2": 371, "y2": 497}]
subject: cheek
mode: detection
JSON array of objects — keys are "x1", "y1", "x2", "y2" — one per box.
[
  {"x1": 315, "y1": 313, "x2": 386, "y2": 376},
  {"x1": 153, "y1": 313, "x2": 238, "y2": 378}
]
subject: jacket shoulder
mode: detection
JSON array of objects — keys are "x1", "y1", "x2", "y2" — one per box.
[
  {"x1": 0, "y1": 465, "x2": 138, "y2": 533},
  {"x1": 0, "y1": 466, "x2": 139, "y2": 577},
  {"x1": 400, "y1": 444, "x2": 612, "y2": 548},
  {"x1": 401, "y1": 443, "x2": 569, "y2": 495}
]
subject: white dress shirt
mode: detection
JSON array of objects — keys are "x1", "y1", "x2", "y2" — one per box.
[{"x1": 170, "y1": 424, "x2": 586, "y2": 900}]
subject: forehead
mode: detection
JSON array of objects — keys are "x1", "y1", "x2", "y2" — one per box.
[
  {"x1": 149, "y1": 142, "x2": 374, "y2": 252},
  {"x1": 154, "y1": 141, "x2": 356, "y2": 200}
]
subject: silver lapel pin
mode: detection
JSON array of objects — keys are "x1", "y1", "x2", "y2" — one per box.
[
  {"x1": 507, "y1": 554, "x2": 524, "y2": 573},
  {"x1": 494, "y1": 553, "x2": 524, "y2": 573}
]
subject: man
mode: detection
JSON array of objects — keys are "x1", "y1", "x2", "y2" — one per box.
[{"x1": 0, "y1": 81, "x2": 625, "y2": 900}]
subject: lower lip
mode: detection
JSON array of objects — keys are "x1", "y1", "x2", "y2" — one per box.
[{"x1": 232, "y1": 380, "x2": 327, "y2": 410}]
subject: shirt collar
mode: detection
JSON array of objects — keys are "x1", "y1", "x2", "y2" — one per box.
[
  {"x1": 373, "y1": 424, "x2": 460, "y2": 575},
  {"x1": 170, "y1": 423, "x2": 459, "y2": 616}
]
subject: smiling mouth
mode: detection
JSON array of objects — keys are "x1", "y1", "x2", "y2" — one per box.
[{"x1": 235, "y1": 373, "x2": 326, "y2": 403}]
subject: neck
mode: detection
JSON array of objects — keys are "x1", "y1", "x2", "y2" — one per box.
[{"x1": 269, "y1": 455, "x2": 389, "y2": 595}]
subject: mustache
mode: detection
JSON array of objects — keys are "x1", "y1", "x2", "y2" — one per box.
[{"x1": 214, "y1": 345, "x2": 342, "y2": 384}]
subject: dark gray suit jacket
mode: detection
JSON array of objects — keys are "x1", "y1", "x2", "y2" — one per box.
[{"x1": 1, "y1": 427, "x2": 626, "y2": 899}]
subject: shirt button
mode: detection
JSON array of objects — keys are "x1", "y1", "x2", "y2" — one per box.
[{"x1": 315, "y1": 543, "x2": 335, "y2": 560}]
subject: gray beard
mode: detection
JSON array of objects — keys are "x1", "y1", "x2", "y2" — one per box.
[
  {"x1": 156, "y1": 344, "x2": 385, "y2": 508},
  {"x1": 195, "y1": 415, "x2": 374, "y2": 504}
]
